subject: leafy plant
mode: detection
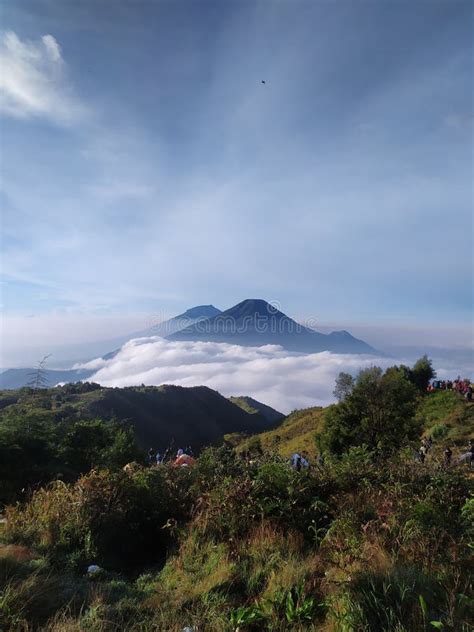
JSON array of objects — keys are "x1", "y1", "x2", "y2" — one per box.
[
  {"x1": 229, "y1": 603, "x2": 265, "y2": 626},
  {"x1": 269, "y1": 583, "x2": 319, "y2": 623},
  {"x1": 284, "y1": 586, "x2": 318, "y2": 622},
  {"x1": 430, "y1": 423, "x2": 449, "y2": 440}
]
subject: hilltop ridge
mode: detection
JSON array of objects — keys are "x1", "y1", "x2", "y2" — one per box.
[{"x1": 0, "y1": 383, "x2": 278, "y2": 451}]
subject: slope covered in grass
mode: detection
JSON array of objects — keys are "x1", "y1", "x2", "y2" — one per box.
[
  {"x1": 229, "y1": 396, "x2": 285, "y2": 424},
  {"x1": 1, "y1": 362, "x2": 473, "y2": 631},
  {"x1": 415, "y1": 390, "x2": 474, "y2": 446},
  {"x1": 235, "y1": 391, "x2": 474, "y2": 463},
  {"x1": 233, "y1": 406, "x2": 325, "y2": 459},
  {"x1": 1, "y1": 449, "x2": 472, "y2": 631}
]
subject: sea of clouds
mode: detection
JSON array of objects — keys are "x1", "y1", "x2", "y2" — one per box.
[{"x1": 76, "y1": 337, "x2": 407, "y2": 414}]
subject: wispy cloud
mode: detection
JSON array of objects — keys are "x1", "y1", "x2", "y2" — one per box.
[
  {"x1": 1, "y1": 2, "x2": 472, "y2": 343},
  {"x1": 0, "y1": 31, "x2": 86, "y2": 124}
]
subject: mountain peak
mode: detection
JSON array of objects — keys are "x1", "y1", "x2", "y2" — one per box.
[
  {"x1": 180, "y1": 305, "x2": 221, "y2": 319},
  {"x1": 167, "y1": 299, "x2": 378, "y2": 355},
  {"x1": 328, "y1": 330, "x2": 353, "y2": 338},
  {"x1": 224, "y1": 299, "x2": 286, "y2": 319}
]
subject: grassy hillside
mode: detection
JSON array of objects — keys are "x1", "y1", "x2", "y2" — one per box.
[
  {"x1": 229, "y1": 396, "x2": 285, "y2": 423},
  {"x1": 415, "y1": 390, "x2": 474, "y2": 446},
  {"x1": 1, "y1": 369, "x2": 473, "y2": 632},
  {"x1": 1, "y1": 445, "x2": 472, "y2": 631},
  {"x1": 233, "y1": 406, "x2": 325, "y2": 459},
  {"x1": 234, "y1": 392, "x2": 474, "y2": 463}
]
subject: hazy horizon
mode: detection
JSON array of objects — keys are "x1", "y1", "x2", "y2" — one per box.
[{"x1": 1, "y1": 300, "x2": 473, "y2": 368}]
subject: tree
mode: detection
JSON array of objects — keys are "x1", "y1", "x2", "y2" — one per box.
[
  {"x1": 0, "y1": 408, "x2": 143, "y2": 505},
  {"x1": 411, "y1": 355, "x2": 436, "y2": 392},
  {"x1": 333, "y1": 372, "x2": 355, "y2": 402},
  {"x1": 61, "y1": 419, "x2": 142, "y2": 474},
  {"x1": 324, "y1": 366, "x2": 420, "y2": 454},
  {"x1": 27, "y1": 354, "x2": 51, "y2": 390}
]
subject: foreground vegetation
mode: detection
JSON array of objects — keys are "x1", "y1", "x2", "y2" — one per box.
[
  {"x1": 1, "y1": 358, "x2": 473, "y2": 631},
  {"x1": 0, "y1": 382, "x2": 277, "y2": 504},
  {"x1": 0, "y1": 383, "x2": 281, "y2": 507}
]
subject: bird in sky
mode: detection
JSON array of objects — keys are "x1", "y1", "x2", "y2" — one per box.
[{"x1": 261, "y1": 80, "x2": 266, "y2": 84}]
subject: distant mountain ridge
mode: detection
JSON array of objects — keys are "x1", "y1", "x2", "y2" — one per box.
[
  {"x1": 0, "y1": 299, "x2": 378, "y2": 389},
  {"x1": 101, "y1": 304, "x2": 222, "y2": 361},
  {"x1": 168, "y1": 299, "x2": 377, "y2": 354},
  {"x1": 0, "y1": 367, "x2": 93, "y2": 390},
  {"x1": 0, "y1": 303, "x2": 226, "y2": 389},
  {"x1": 146, "y1": 304, "x2": 221, "y2": 337}
]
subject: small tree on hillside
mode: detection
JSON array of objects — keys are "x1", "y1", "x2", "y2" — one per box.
[
  {"x1": 27, "y1": 355, "x2": 51, "y2": 390},
  {"x1": 411, "y1": 355, "x2": 436, "y2": 391},
  {"x1": 324, "y1": 366, "x2": 420, "y2": 454},
  {"x1": 333, "y1": 372, "x2": 355, "y2": 402}
]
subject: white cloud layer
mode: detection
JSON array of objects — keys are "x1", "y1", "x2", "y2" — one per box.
[
  {"x1": 77, "y1": 338, "x2": 473, "y2": 413},
  {"x1": 78, "y1": 337, "x2": 395, "y2": 413},
  {"x1": 0, "y1": 31, "x2": 85, "y2": 123}
]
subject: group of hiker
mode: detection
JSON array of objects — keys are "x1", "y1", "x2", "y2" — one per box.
[
  {"x1": 428, "y1": 378, "x2": 473, "y2": 400},
  {"x1": 139, "y1": 439, "x2": 472, "y2": 475},
  {"x1": 146, "y1": 445, "x2": 322, "y2": 472},
  {"x1": 416, "y1": 435, "x2": 474, "y2": 469},
  {"x1": 290, "y1": 442, "x2": 474, "y2": 470},
  {"x1": 147, "y1": 446, "x2": 195, "y2": 467}
]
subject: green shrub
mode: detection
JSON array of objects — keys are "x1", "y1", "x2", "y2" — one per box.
[
  {"x1": 5, "y1": 466, "x2": 195, "y2": 571},
  {"x1": 461, "y1": 495, "x2": 474, "y2": 545},
  {"x1": 229, "y1": 603, "x2": 265, "y2": 627},
  {"x1": 192, "y1": 445, "x2": 246, "y2": 493},
  {"x1": 430, "y1": 423, "x2": 449, "y2": 440},
  {"x1": 194, "y1": 456, "x2": 332, "y2": 543}
]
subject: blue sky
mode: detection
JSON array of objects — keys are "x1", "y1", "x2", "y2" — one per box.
[{"x1": 0, "y1": 0, "x2": 472, "y2": 359}]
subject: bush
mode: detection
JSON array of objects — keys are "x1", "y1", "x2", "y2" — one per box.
[
  {"x1": 461, "y1": 495, "x2": 474, "y2": 544},
  {"x1": 5, "y1": 467, "x2": 196, "y2": 571},
  {"x1": 430, "y1": 423, "x2": 449, "y2": 440},
  {"x1": 192, "y1": 445, "x2": 246, "y2": 493},
  {"x1": 193, "y1": 456, "x2": 332, "y2": 544}
]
